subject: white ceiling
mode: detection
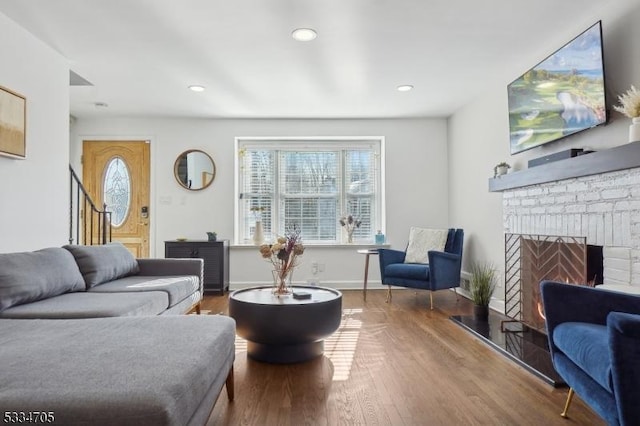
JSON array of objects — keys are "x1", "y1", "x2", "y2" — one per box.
[{"x1": 0, "y1": 0, "x2": 608, "y2": 119}]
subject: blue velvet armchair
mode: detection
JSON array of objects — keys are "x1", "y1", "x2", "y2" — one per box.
[
  {"x1": 541, "y1": 280, "x2": 640, "y2": 425},
  {"x1": 378, "y1": 228, "x2": 463, "y2": 309}
]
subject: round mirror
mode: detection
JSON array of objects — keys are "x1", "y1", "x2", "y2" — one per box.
[{"x1": 174, "y1": 149, "x2": 216, "y2": 191}]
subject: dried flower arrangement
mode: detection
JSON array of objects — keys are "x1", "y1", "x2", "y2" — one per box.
[
  {"x1": 259, "y1": 225, "x2": 304, "y2": 295},
  {"x1": 339, "y1": 214, "x2": 361, "y2": 243},
  {"x1": 613, "y1": 85, "x2": 640, "y2": 118}
]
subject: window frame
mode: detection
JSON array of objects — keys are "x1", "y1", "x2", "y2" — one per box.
[{"x1": 234, "y1": 136, "x2": 385, "y2": 245}]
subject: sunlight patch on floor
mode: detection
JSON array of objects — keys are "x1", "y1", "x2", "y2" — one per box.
[
  {"x1": 232, "y1": 308, "x2": 362, "y2": 381},
  {"x1": 324, "y1": 308, "x2": 363, "y2": 381},
  {"x1": 235, "y1": 335, "x2": 247, "y2": 354}
]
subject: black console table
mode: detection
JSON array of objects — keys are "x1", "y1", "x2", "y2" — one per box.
[{"x1": 164, "y1": 240, "x2": 229, "y2": 294}]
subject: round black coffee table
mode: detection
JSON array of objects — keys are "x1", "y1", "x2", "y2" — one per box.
[{"x1": 228, "y1": 286, "x2": 342, "y2": 364}]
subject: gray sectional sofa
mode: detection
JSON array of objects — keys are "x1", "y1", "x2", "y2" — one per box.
[
  {"x1": 0, "y1": 243, "x2": 203, "y2": 318},
  {"x1": 0, "y1": 243, "x2": 236, "y2": 425}
]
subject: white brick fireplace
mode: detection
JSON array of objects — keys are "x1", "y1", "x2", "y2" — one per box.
[{"x1": 502, "y1": 167, "x2": 640, "y2": 289}]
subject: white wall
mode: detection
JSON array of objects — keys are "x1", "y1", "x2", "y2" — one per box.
[
  {"x1": 448, "y1": 0, "x2": 640, "y2": 305},
  {"x1": 71, "y1": 118, "x2": 448, "y2": 288},
  {"x1": 0, "y1": 12, "x2": 69, "y2": 252}
]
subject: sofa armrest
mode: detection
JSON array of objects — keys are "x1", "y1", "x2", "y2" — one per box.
[
  {"x1": 608, "y1": 311, "x2": 640, "y2": 424},
  {"x1": 136, "y1": 258, "x2": 204, "y2": 295},
  {"x1": 541, "y1": 281, "x2": 640, "y2": 327},
  {"x1": 541, "y1": 281, "x2": 640, "y2": 354},
  {"x1": 378, "y1": 249, "x2": 406, "y2": 279},
  {"x1": 609, "y1": 311, "x2": 640, "y2": 338},
  {"x1": 428, "y1": 251, "x2": 461, "y2": 290}
]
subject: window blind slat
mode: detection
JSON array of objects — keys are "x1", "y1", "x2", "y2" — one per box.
[{"x1": 237, "y1": 139, "x2": 381, "y2": 243}]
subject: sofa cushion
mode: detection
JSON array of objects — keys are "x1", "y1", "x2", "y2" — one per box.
[
  {"x1": 0, "y1": 291, "x2": 168, "y2": 319},
  {"x1": 553, "y1": 322, "x2": 613, "y2": 392},
  {"x1": 160, "y1": 292, "x2": 202, "y2": 315},
  {"x1": 386, "y1": 262, "x2": 430, "y2": 280},
  {"x1": 404, "y1": 227, "x2": 448, "y2": 264},
  {"x1": 0, "y1": 247, "x2": 85, "y2": 311},
  {"x1": 0, "y1": 315, "x2": 236, "y2": 426},
  {"x1": 64, "y1": 242, "x2": 140, "y2": 288},
  {"x1": 87, "y1": 275, "x2": 199, "y2": 308}
]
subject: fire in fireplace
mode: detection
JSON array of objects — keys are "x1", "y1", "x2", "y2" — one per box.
[{"x1": 504, "y1": 233, "x2": 603, "y2": 334}]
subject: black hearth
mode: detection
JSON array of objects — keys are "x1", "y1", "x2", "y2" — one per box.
[
  {"x1": 450, "y1": 313, "x2": 564, "y2": 386},
  {"x1": 451, "y1": 233, "x2": 604, "y2": 387}
]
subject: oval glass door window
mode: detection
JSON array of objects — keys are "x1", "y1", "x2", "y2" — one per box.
[{"x1": 103, "y1": 156, "x2": 131, "y2": 227}]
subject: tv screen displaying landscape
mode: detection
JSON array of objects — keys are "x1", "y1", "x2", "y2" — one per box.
[{"x1": 508, "y1": 21, "x2": 607, "y2": 155}]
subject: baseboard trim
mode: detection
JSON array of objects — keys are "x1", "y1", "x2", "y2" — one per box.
[{"x1": 451, "y1": 286, "x2": 506, "y2": 315}]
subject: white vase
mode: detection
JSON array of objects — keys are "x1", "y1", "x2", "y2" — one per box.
[
  {"x1": 630, "y1": 117, "x2": 640, "y2": 143},
  {"x1": 253, "y1": 221, "x2": 264, "y2": 245}
]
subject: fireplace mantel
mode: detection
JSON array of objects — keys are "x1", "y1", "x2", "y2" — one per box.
[{"x1": 489, "y1": 141, "x2": 640, "y2": 192}]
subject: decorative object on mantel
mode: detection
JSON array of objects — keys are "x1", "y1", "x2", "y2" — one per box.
[
  {"x1": 493, "y1": 162, "x2": 511, "y2": 178},
  {"x1": 469, "y1": 261, "x2": 497, "y2": 321},
  {"x1": 630, "y1": 118, "x2": 640, "y2": 143},
  {"x1": 206, "y1": 232, "x2": 217, "y2": 242},
  {"x1": 259, "y1": 225, "x2": 305, "y2": 296},
  {"x1": 613, "y1": 85, "x2": 640, "y2": 142},
  {"x1": 339, "y1": 214, "x2": 361, "y2": 243},
  {"x1": 250, "y1": 206, "x2": 265, "y2": 245}
]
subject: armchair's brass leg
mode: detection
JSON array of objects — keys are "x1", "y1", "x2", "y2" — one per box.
[
  {"x1": 430, "y1": 291, "x2": 434, "y2": 310},
  {"x1": 195, "y1": 301, "x2": 201, "y2": 315},
  {"x1": 560, "y1": 388, "x2": 574, "y2": 418},
  {"x1": 386, "y1": 286, "x2": 392, "y2": 303}
]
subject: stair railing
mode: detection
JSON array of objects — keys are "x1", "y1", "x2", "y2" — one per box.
[{"x1": 69, "y1": 165, "x2": 112, "y2": 245}]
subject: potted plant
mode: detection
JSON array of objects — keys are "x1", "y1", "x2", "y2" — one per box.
[
  {"x1": 493, "y1": 162, "x2": 511, "y2": 177},
  {"x1": 469, "y1": 262, "x2": 497, "y2": 321}
]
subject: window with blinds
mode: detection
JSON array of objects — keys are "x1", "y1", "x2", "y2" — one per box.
[{"x1": 236, "y1": 138, "x2": 384, "y2": 244}]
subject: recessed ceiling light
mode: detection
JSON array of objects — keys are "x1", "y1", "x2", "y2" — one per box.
[
  {"x1": 397, "y1": 85, "x2": 414, "y2": 92},
  {"x1": 188, "y1": 85, "x2": 205, "y2": 92},
  {"x1": 94, "y1": 102, "x2": 109, "y2": 108},
  {"x1": 292, "y1": 28, "x2": 317, "y2": 42}
]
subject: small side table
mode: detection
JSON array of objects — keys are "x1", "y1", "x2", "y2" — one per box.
[{"x1": 357, "y1": 249, "x2": 379, "y2": 301}]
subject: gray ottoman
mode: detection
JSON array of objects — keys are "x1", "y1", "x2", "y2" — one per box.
[{"x1": 0, "y1": 315, "x2": 235, "y2": 426}]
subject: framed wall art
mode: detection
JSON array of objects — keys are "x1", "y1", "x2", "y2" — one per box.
[{"x1": 0, "y1": 85, "x2": 26, "y2": 159}]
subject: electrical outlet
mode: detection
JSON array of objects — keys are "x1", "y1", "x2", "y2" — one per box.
[
  {"x1": 318, "y1": 263, "x2": 325, "y2": 272},
  {"x1": 311, "y1": 261, "x2": 318, "y2": 275},
  {"x1": 460, "y1": 277, "x2": 470, "y2": 291}
]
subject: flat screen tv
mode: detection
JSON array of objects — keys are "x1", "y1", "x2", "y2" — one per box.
[{"x1": 508, "y1": 21, "x2": 607, "y2": 155}]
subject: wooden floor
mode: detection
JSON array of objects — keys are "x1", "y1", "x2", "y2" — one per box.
[{"x1": 204, "y1": 289, "x2": 603, "y2": 426}]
